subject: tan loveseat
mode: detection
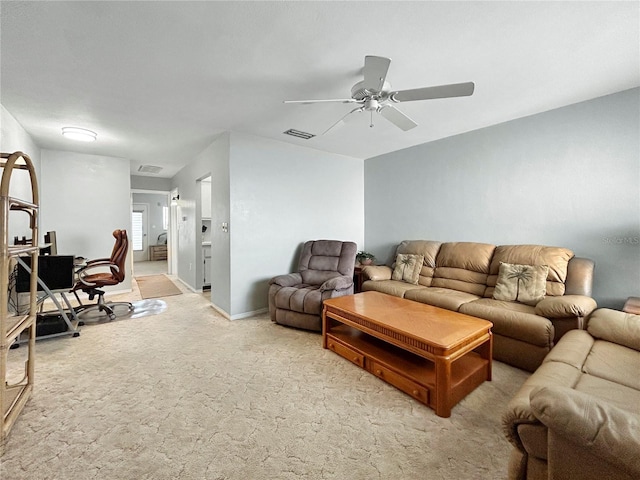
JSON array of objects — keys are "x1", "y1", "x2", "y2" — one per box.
[
  {"x1": 503, "y1": 308, "x2": 640, "y2": 480},
  {"x1": 361, "y1": 241, "x2": 597, "y2": 371}
]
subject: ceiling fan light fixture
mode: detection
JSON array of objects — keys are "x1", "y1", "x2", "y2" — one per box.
[{"x1": 62, "y1": 126, "x2": 97, "y2": 142}]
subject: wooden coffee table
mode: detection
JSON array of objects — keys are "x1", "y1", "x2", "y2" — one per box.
[{"x1": 322, "y1": 291, "x2": 493, "y2": 417}]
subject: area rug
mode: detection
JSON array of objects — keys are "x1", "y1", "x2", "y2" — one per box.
[{"x1": 135, "y1": 274, "x2": 182, "y2": 299}]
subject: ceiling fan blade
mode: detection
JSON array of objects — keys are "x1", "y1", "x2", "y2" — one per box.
[
  {"x1": 323, "y1": 107, "x2": 364, "y2": 135},
  {"x1": 283, "y1": 98, "x2": 359, "y2": 105},
  {"x1": 390, "y1": 82, "x2": 475, "y2": 102},
  {"x1": 379, "y1": 105, "x2": 418, "y2": 131},
  {"x1": 363, "y1": 55, "x2": 391, "y2": 92}
]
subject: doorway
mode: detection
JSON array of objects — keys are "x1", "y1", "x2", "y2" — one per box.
[
  {"x1": 131, "y1": 191, "x2": 170, "y2": 277},
  {"x1": 131, "y1": 203, "x2": 149, "y2": 262}
]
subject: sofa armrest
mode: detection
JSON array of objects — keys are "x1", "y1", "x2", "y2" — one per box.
[
  {"x1": 362, "y1": 265, "x2": 392, "y2": 281},
  {"x1": 535, "y1": 295, "x2": 597, "y2": 318},
  {"x1": 586, "y1": 308, "x2": 640, "y2": 351},
  {"x1": 319, "y1": 275, "x2": 353, "y2": 292},
  {"x1": 269, "y1": 273, "x2": 302, "y2": 287},
  {"x1": 530, "y1": 386, "x2": 640, "y2": 479}
]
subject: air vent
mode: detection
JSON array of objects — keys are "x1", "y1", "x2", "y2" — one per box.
[
  {"x1": 138, "y1": 165, "x2": 163, "y2": 174},
  {"x1": 283, "y1": 129, "x2": 315, "y2": 140}
]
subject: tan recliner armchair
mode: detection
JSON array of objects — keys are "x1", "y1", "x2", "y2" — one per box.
[{"x1": 268, "y1": 240, "x2": 357, "y2": 331}]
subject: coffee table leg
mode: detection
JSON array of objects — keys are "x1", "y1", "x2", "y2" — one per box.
[
  {"x1": 435, "y1": 357, "x2": 452, "y2": 418},
  {"x1": 475, "y1": 333, "x2": 493, "y2": 381},
  {"x1": 322, "y1": 306, "x2": 328, "y2": 349}
]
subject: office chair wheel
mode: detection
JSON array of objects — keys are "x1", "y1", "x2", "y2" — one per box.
[
  {"x1": 72, "y1": 332, "x2": 80, "y2": 337},
  {"x1": 108, "y1": 313, "x2": 116, "y2": 321}
]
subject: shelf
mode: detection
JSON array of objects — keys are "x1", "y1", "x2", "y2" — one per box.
[
  {"x1": 4, "y1": 314, "x2": 35, "y2": 346},
  {"x1": 2, "y1": 151, "x2": 38, "y2": 453}
]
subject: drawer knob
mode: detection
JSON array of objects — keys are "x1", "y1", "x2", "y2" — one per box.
[
  {"x1": 329, "y1": 343, "x2": 334, "y2": 350},
  {"x1": 376, "y1": 369, "x2": 383, "y2": 376},
  {"x1": 412, "y1": 390, "x2": 419, "y2": 396},
  {"x1": 353, "y1": 357, "x2": 359, "y2": 363}
]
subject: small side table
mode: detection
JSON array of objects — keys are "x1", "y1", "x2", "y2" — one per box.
[
  {"x1": 623, "y1": 297, "x2": 640, "y2": 315},
  {"x1": 354, "y1": 266, "x2": 364, "y2": 293},
  {"x1": 353, "y1": 264, "x2": 375, "y2": 293}
]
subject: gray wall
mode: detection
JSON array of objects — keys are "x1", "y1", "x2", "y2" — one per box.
[
  {"x1": 228, "y1": 132, "x2": 364, "y2": 318},
  {"x1": 365, "y1": 88, "x2": 640, "y2": 309}
]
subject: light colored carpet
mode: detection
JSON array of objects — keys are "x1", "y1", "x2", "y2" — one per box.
[
  {"x1": 1, "y1": 286, "x2": 529, "y2": 479},
  {"x1": 136, "y1": 274, "x2": 182, "y2": 299}
]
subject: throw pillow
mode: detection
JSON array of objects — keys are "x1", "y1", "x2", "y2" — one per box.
[
  {"x1": 392, "y1": 254, "x2": 424, "y2": 285},
  {"x1": 493, "y1": 262, "x2": 549, "y2": 306}
]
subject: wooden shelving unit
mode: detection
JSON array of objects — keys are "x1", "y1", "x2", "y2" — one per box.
[{"x1": 1, "y1": 151, "x2": 39, "y2": 454}]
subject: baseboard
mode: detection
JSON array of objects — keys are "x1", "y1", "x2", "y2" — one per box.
[
  {"x1": 175, "y1": 277, "x2": 198, "y2": 293},
  {"x1": 231, "y1": 307, "x2": 268, "y2": 321},
  {"x1": 209, "y1": 302, "x2": 230, "y2": 319},
  {"x1": 208, "y1": 303, "x2": 267, "y2": 321}
]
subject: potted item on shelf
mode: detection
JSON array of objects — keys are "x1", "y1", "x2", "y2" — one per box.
[{"x1": 356, "y1": 251, "x2": 375, "y2": 266}]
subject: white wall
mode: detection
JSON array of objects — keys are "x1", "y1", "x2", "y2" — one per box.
[
  {"x1": 40, "y1": 150, "x2": 133, "y2": 291},
  {"x1": 1, "y1": 105, "x2": 42, "y2": 240},
  {"x1": 171, "y1": 133, "x2": 230, "y2": 298},
  {"x1": 364, "y1": 88, "x2": 640, "y2": 309},
  {"x1": 228, "y1": 132, "x2": 364, "y2": 318}
]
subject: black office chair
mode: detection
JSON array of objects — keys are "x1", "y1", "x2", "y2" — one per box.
[{"x1": 71, "y1": 229, "x2": 133, "y2": 320}]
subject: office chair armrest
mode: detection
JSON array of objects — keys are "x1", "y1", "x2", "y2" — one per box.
[
  {"x1": 84, "y1": 257, "x2": 111, "y2": 266},
  {"x1": 76, "y1": 261, "x2": 120, "y2": 287}
]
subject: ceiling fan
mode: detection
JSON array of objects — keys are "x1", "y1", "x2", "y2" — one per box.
[{"x1": 284, "y1": 55, "x2": 475, "y2": 135}]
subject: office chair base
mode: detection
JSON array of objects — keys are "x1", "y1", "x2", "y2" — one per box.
[
  {"x1": 77, "y1": 303, "x2": 134, "y2": 321},
  {"x1": 74, "y1": 289, "x2": 134, "y2": 321}
]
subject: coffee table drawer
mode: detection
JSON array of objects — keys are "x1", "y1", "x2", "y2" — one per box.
[
  {"x1": 370, "y1": 361, "x2": 429, "y2": 404},
  {"x1": 326, "y1": 336, "x2": 364, "y2": 368}
]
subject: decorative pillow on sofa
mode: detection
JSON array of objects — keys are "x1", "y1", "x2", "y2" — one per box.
[
  {"x1": 493, "y1": 262, "x2": 548, "y2": 306},
  {"x1": 392, "y1": 254, "x2": 424, "y2": 285}
]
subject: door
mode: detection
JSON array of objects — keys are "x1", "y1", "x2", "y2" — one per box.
[{"x1": 131, "y1": 203, "x2": 149, "y2": 262}]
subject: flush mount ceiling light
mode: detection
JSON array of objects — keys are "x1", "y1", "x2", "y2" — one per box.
[{"x1": 61, "y1": 127, "x2": 97, "y2": 142}]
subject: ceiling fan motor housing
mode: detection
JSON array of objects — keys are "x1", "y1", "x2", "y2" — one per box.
[{"x1": 350, "y1": 80, "x2": 391, "y2": 102}]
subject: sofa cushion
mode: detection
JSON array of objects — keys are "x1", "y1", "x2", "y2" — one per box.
[
  {"x1": 587, "y1": 309, "x2": 640, "y2": 351},
  {"x1": 493, "y1": 262, "x2": 548, "y2": 306},
  {"x1": 542, "y1": 329, "x2": 594, "y2": 369},
  {"x1": 404, "y1": 287, "x2": 481, "y2": 312},
  {"x1": 395, "y1": 240, "x2": 442, "y2": 287},
  {"x1": 582, "y1": 340, "x2": 640, "y2": 391},
  {"x1": 485, "y1": 245, "x2": 574, "y2": 298},
  {"x1": 459, "y1": 298, "x2": 553, "y2": 347},
  {"x1": 391, "y1": 253, "x2": 424, "y2": 284},
  {"x1": 574, "y1": 374, "x2": 640, "y2": 415},
  {"x1": 432, "y1": 242, "x2": 495, "y2": 295},
  {"x1": 361, "y1": 279, "x2": 425, "y2": 298}
]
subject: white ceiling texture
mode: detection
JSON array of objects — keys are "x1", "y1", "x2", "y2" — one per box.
[{"x1": 1, "y1": 1, "x2": 638, "y2": 178}]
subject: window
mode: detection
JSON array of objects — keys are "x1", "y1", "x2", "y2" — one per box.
[
  {"x1": 132, "y1": 211, "x2": 143, "y2": 251},
  {"x1": 162, "y1": 206, "x2": 169, "y2": 231}
]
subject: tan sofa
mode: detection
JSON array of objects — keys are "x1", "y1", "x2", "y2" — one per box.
[
  {"x1": 361, "y1": 240, "x2": 597, "y2": 371},
  {"x1": 503, "y1": 309, "x2": 640, "y2": 480}
]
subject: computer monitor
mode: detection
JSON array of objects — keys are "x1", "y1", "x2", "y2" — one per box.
[{"x1": 15, "y1": 255, "x2": 75, "y2": 292}]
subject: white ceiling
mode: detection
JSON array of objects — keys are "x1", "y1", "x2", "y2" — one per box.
[{"x1": 2, "y1": 1, "x2": 638, "y2": 178}]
